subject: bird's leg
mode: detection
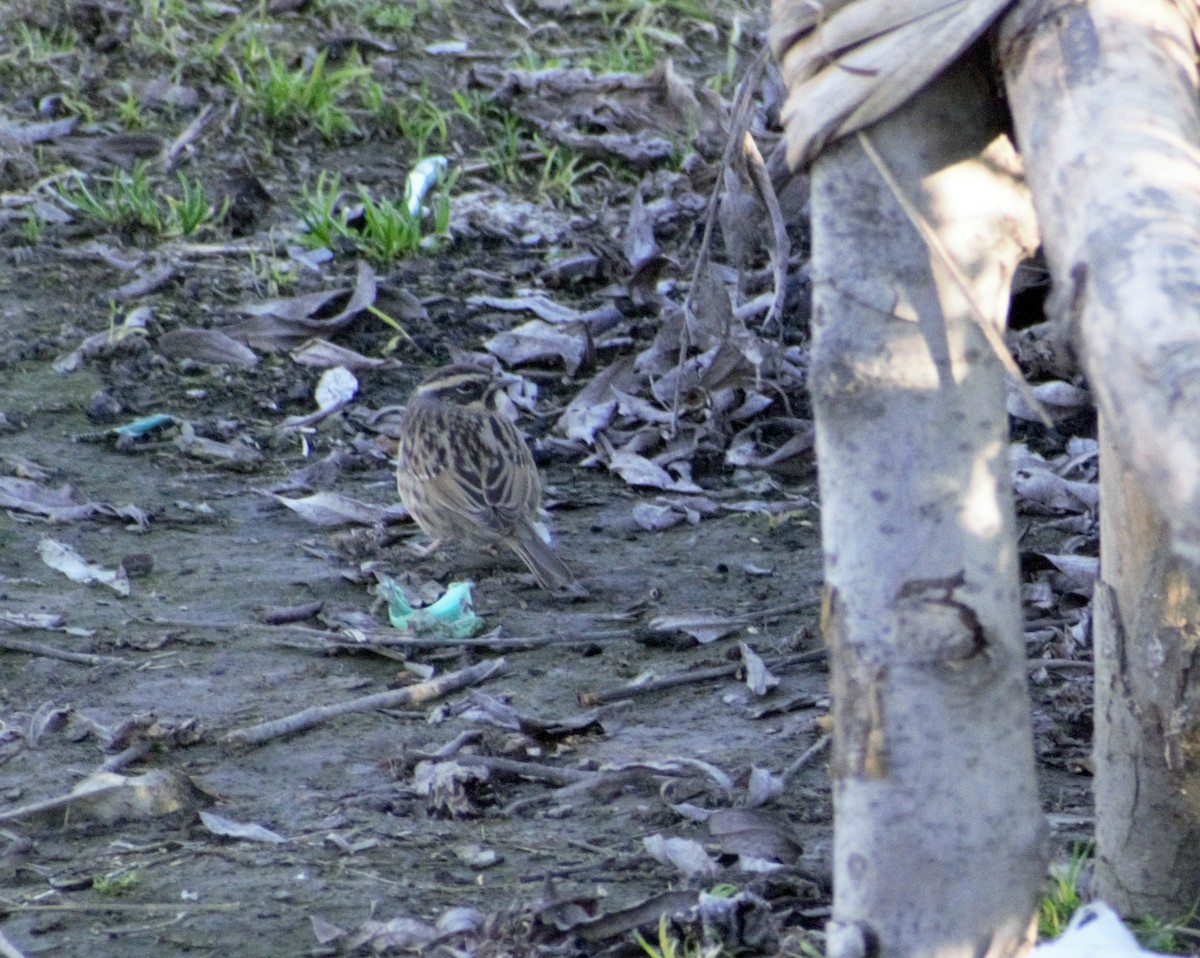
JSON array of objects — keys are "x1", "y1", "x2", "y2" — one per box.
[{"x1": 408, "y1": 537, "x2": 443, "y2": 557}]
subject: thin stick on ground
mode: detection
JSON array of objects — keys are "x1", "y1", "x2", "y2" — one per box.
[
  {"x1": 782, "y1": 733, "x2": 830, "y2": 787},
  {"x1": 225, "y1": 658, "x2": 507, "y2": 748},
  {"x1": 0, "y1": 635, "x2": 130, "y2": 667},
  {"x1": 147, "y1": 617, "x2": 634, "y2": 651},
  {"x1": 578, "y1": 649, "x2": 827, "y2": 707}
]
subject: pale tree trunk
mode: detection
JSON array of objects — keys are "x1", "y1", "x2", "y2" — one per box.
[
  {"x1": 999, "y1": 0, "x2": 1200, "y2": 913},
  {"x1": 1093, "y1": 428, "x2": 1200, "y2": 913},
  {"x1": 811, "y1": 53, "x2": 1044, "y2": 958}
]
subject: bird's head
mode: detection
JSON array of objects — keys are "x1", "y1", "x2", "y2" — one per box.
[{"x1": 412, "y1": 364, "x2": 515, "y2": 410}]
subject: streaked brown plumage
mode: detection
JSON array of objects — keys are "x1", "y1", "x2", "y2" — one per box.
[{"x1": 396, "y1": 364, "x2": 582, "y2": 594}]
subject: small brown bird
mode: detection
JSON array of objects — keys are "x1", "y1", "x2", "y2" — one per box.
[{"x1": 396, "y1": 364, "x2": 582, "y2": 594}]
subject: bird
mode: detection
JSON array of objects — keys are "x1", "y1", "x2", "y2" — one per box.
[{"x1": 395, "y1": 363, "x2": 584, "y2": 595}]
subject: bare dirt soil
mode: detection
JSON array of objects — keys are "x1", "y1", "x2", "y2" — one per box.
[{"x1": 0, "y1": 2, "x2": 1095, "y2": 956}]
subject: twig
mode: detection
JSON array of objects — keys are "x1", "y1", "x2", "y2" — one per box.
[
  {"x1": 579, "y1": 649, "x2": 827, "y2": 707},
  {"x1": 1028, "y1": 658, "x2": 1092, "y2": 672},
  {"x1": 97, "y1": 739, "x2": 152, "y2": 774},
  {"x1": 672, "y1": 47, "x2": 769, "y2": 434},
  {"x1": 225, "y1": 658, "x2": 507, "y2": 748},
  {"x1": 503, "y1": 767, "x2": 647, "y2": 816},
  {"x1": 406, "y1": 730, "x2": 483, "y2": 760},
  {"x1": 782, "y1": 733, "x2": 831, "y2": 787},
  {"x1": 103, "y1": 262, "x2": 176, "y2": 302},
  {"x1": 0, "y1": 900, "x2": 239, "y2": 914},
  {"x1": 740, "y1": 131, "x2": 790, "y2": 335},
  {"x1": 856, "y1": 130, "x2": 1052, "y2": 427},
  {"x1": 0, "y1": 635, "x2": 129, "y2": 667},
  {"x1": 453, "y1": 754, "x2": 594, "y2": 786},
  {"x1": 164, "y1": 104, "x2": 214, "y2": 169},
  {"x1": 147, "y1": 617, "x2": 632, "y2": 651},
  {"x1": 290, "y1": 628, "x2": 633, "y2": 652}
]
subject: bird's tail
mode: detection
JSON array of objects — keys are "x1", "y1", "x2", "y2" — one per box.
[{"x1": 511, "y1": 531, "x2": 587, "y2": 597}]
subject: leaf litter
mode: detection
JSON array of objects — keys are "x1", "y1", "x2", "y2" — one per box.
[{"x1": 0, "y1": 0, "x2": 1103, "y2": 953}]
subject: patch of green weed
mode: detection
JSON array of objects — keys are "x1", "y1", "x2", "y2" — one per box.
[
  {"x1": 93, "y1": 870, "x2": 140, "y2": 896},
  {"x1": 57, "y1": 163, "x2": 226, "y2": 238},
  {"x1": 292, "y1": 170, "x2": 454, "y2": 262},
  {"x1": 1039, "y1": 843, "x2": 1091, "y2": 939},
  {"x1": 227, "y1": 42, "x2": 372, "y2": 141},
  {"x1": 534, "y1": 138, "x2": 601, "y2": 207}
]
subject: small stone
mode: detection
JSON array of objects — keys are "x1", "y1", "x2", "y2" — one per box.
[
  {"x1": 86, "y1": 390, "x2": 122, "y2": 423},
  {"x1": 120, "y1": 554, "x2": 154, "y2": 577}
]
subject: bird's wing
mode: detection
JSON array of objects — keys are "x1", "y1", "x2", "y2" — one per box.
[{"x1": 406, "y1": 406, "x2": 539, "y2": 533}]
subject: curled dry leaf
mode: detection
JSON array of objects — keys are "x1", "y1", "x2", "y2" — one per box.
[
  {"x1": 436, "y1": 907, "x2": 485, "y2": 934},
  {"x1": 690, "y1": 263, "x2": 736, "y2": 342},
  {"x1": 0, "y1": 114, "x2": 77, "y2": 145},
  {"x1": 228, "y1": 261, "x2": 377, "y2": 351},
  {"x1": 310, "y1": 916, "x2": 346, "y2": 947},
  {"x1": 484, "y1": 318, "x2": 589, "y2": 374},
  {"x1": 199, "y1": 810, "x2": 287, "y2": 843},
  {"x1": 739, "y1": 642, "x2": 781, "y2": 696},
  {"x1": 463, "y1": 690, "x2": 609, "y2": 739},
  {"x1": 632, "y1": 494, "x2": 720, "y2": 531},
  {"x1": 707, "y1": 807, "x2": 803, "y2": 862},
  {"x1": 0, "y1": 477, "x2": 109, "y2": 522},
  {"x1": 632, "y1": 501, "x2": 685, "y2": 532},
  {"x1": 745, "y1": 766, "x2": 785, "y2": 807},
  {"x1": 650, "y1": 612, "x2": 742, "y2": 645},
  {"x1": 157, "y1": 328, "x2": 259, "y2": 367},
  {"x1": 1008, "y1": 379, "x2": 1092, "y2": 424},
  {"x1": 279, "y1": 366, "x2": 358, "y2": 429},
  {"x1": 1013, "y1": 467, "x2": 1098, "y2": 514},
  {"x1": 27, "y1": 702, "x2": 72, "y2": 747},
  {"x1": 598, "y1": 441, "x2": 703, "y2": 493},
  {"x1": 557, "y1": 358, "x2": 639, "y2": 444},
  {"x1": 625, "y1": 191, "x2": 672, "y2": 304},
  {"x1": 1037, "y1": 553, "x2": 1099, "y2": 598},
  {"x1": 0, "y1": 611, "x2": 67, "y2": 629},
  {"x1": 342, "y1": 917, "x2": 438, "y2": 953},
  {"x1": 726, "y1": 418, "x2": 816, "y2": 475},
  {"x1": 412, "y1": 759, "x2": 489, "y2": 817},
  {"x1": 642, "y1": 834, "x2": 718, "y2": 878},
  {"x1": 569, "y1": 891, "x2": 699, "y2": 943}
]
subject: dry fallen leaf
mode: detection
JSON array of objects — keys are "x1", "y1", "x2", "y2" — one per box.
[
  {"x1": 739, "y1": 642, "x2": 781, "y2": 696},
  {"x1": 199, "y1": 810, "x2": 287, "y2": 843},
  {"x1": 227, "y1": 261, "x2": 378, "y2": 351},
  {"x1": 38, "y1": 538, "x2": 130, "y2": 596},
  {"x1": 271, "y1": 491, "x2": 407, "y2": 527},
  {"x1": 290, "y1": 338, "x2": 396, "y2": 370},
  {"x1": 484, "y1": 318, "x2": 589, "y2": 374},
  {"x1": 642, "y1": 834, "x2": 718, "y2": 878},
  {"x1": 157, "y1": 328, "x2": 259, "y2": 367},
  {"x1": 650, "y1": 612, "x2": 742, "y2": 645}
]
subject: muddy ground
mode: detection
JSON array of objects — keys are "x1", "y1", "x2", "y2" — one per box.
[{"x1": 0, "y1": 2, "x2": 1096, "y2": 956}]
